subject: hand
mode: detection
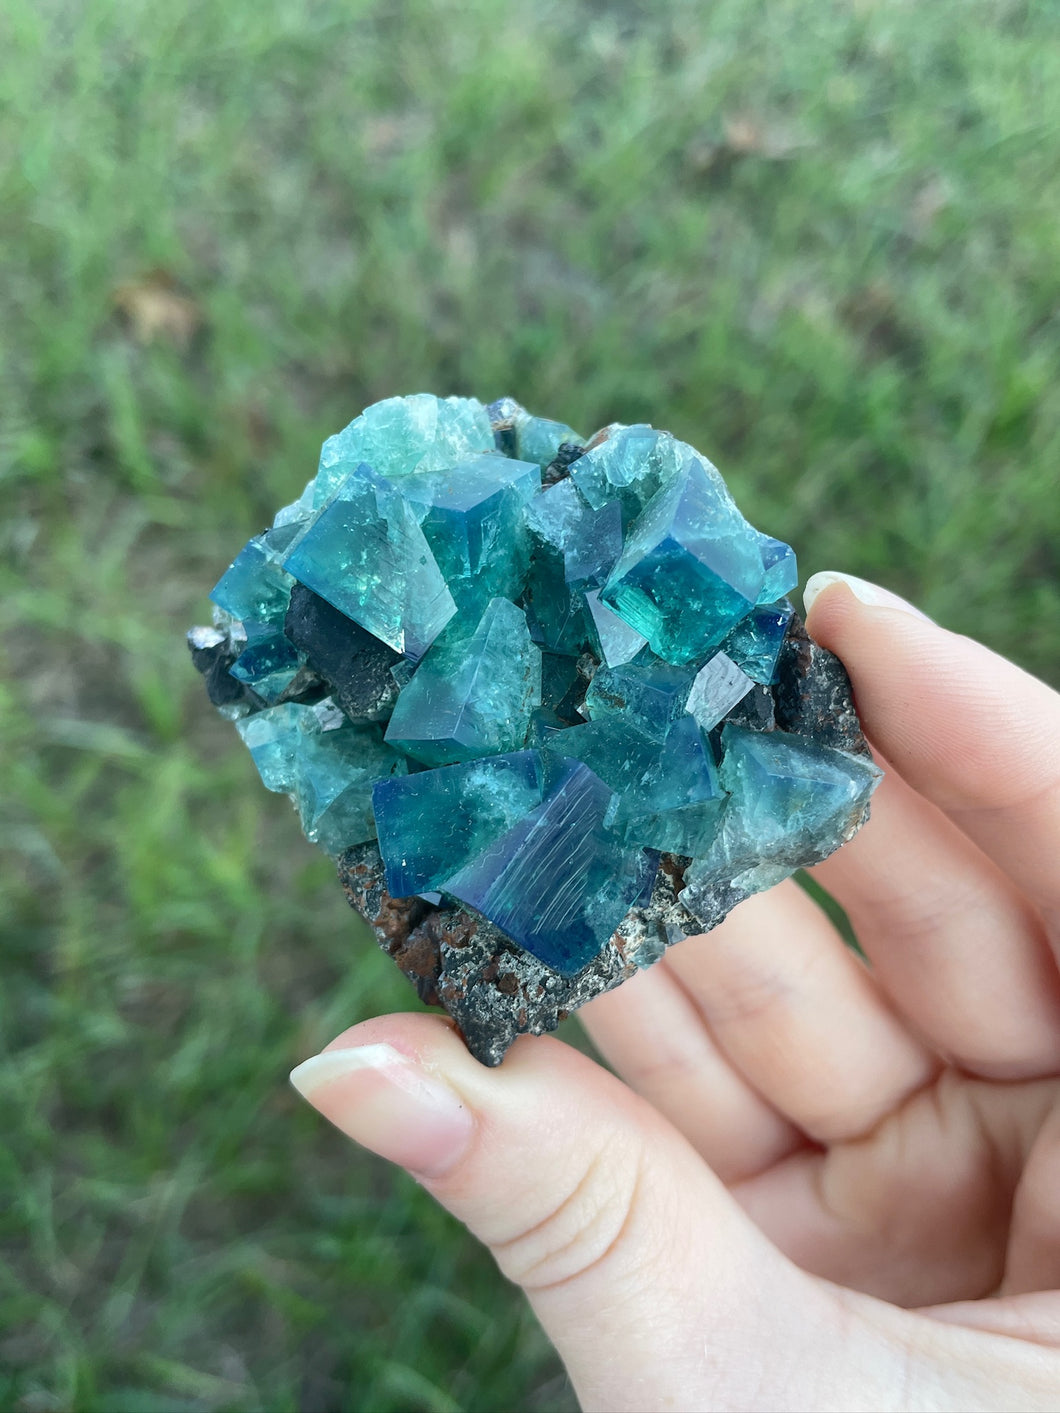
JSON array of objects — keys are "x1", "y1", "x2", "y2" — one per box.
[{"x1": 289, "y1": 573, "x2": 1060, "y2": 1412}]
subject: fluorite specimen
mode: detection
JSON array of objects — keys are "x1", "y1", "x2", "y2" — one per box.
[{"x1": 190, "y1": 393, "x2": 881, "y2": 1065}]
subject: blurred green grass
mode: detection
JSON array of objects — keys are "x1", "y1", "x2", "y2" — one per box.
[{"x1": 2, "y1": 0, "x2": 1059, "y2": 1408}]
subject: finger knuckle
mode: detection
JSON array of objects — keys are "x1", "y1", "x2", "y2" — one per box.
[{"x1": 491, "y1": 1144, "x2": 646, "y2": 1293}]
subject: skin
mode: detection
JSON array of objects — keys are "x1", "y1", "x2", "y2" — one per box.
[{"x1": 290, "y1": 574, "x2": 1060, "y2": 1411}]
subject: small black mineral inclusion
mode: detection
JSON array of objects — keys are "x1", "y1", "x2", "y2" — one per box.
[{"x1": 189, "y1": 394, "x2": 879, "y2": 1065}]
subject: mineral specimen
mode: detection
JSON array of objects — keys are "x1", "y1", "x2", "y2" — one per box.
[{"x1": 190, "y1": 393, "x2": 881, "y2": 1065}]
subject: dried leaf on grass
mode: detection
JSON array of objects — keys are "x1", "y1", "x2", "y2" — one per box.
[{"x1": 113, "y1": 270, "x2": 203, "y2": 349}]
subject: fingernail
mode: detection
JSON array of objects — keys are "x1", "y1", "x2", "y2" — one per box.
[
  {"x1": 803, "y1": 571, "x2": 932, "y2": 622},
  {"x1": 290, "y1": 1042, "x2": 474, "y2": 1177}
]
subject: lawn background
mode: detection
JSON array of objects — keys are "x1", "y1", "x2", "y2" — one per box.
[{"x1": 2, "y1": 0, "x2": 1059, "y2": 1409}]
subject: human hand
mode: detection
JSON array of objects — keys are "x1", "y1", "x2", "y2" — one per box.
[{"x1": 289, "y1": 573, "x2": 1060, "y2": 1412}]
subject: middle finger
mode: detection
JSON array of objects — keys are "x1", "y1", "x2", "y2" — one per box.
[{"x1": 813, "y1": 762, "x2": 1060, "y2": 1080}]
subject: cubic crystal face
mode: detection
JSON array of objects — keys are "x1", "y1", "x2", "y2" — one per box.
[
  {"x1": 191, "y1": 392, "x2": 879, "y2": 1064},
  {"x1": 283, "y1": 465, "x2": 457, "y2": 660},
  {"x1": 600, "y1": 457, "x2": 766, "y2": 664},
  {"x1": 384, "y1": 597, "x2": 542, "y2": 766},
  {"x1": 443, "y1": 759, "x2": 659, "y2": 975}
]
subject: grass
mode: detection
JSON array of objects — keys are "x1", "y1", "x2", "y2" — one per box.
[{"x1": 2, "y1": 0, "x2": 1059, "y2": 1407}]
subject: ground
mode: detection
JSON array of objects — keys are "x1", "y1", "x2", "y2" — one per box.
[{"x1": 2, "y1": 0, "x2": 1060, "y2": 1408}]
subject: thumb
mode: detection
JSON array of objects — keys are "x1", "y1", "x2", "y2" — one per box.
[{"x1": 290, "y1": 1013, "x2": 861, "y2": 1410}]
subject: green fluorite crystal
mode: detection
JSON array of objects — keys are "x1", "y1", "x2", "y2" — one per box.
[
  {"x1": 384, "y1": 597, "x2": 542, "y2": 766},
  {"x1": 583, "y1": 657, "x2": 695, "y2": 740},
  {"x1": 236, "y1": 699, "x2": 407, "y2": 853},
  {"x1": 228, "y1": 622, "x2": 303, "y2": 703},
  {"x1": 400, "y1": 452, "x2": 540, "y2": 612},
  {"x1": 570, "y1": 424, "x2": 688, "y2": 523},
  {"x1": 721, "y1": 599, "x2": 793, "y2": 685},
  {"x1": 683, "y1": 723, "x2": 882, "y2": 900},
  {"x1": 601, "y1": 456, "x2": 766, "y2": 664},
  {"x1": 282, "y1": 465, "x2": 457, "y2": 660},
  {"x1": 314, "y1": 394, "x2": 494, "y2": 505},
  {"x1": 194, "y1": 391, "x2": 879, "y2": 1024},
  {"x1": 372, "y1": 751, "x2": 546, "y2": 898},
  {"x1": 210, "y1": 533, "x2": 294, "y2": 627}
]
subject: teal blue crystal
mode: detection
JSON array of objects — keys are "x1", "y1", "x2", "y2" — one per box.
[
  {"x1": 523, "y1": 549, "x2": 594, "y2": 655},
  {"x1": 758, "y1": 536, "x2": 798, "y2": 603},
  {"x1": 282, "y1": 465, "x2": 456, "y2": 660},
  {"x1": 385, "y1": 597, "x2": 541, "y2": 766},
  {"x1": 488, "y1": 398, "x2": 585, "y2": 468},
  {"x1": 526, "y1": 706, "x2": 568, "y2": 745},
  {"x1": 601, "y1": 457, "x2": 766, "y2": 664},
  {"x1": 235, "y1": 702, "x2": 312, "y2": 791},
  {"x1": 525, "y1": 480, "x2": 621, "y2": 586},
  {"x1": 583, "y1": 657, "x2": 695, "y2": 741},
  {"x1": 721, "y1": 599, "x2": 794, "y2": 685},
  {"x1": 210, "y1": 534, "x2": 294, "y2": 627},
  {"x1": 236, "y1": 700, "x2": 407, "y2": 855},
  {"x1": 549, "y1": 710, "x2": 726, "y2": 857},
  {"x1": 295, "y1": 722, "x2": 408, "y2": 855},
  {"x1": 372, "y1": 750, "x2": 546, "y2": 897},
  {"x1": 539, "y1": 651, "x2": 583, "y2": 719},
  {"x1": 543, "y1": 715, "x2": 659, "y2": 799},
  {"x1": 610, "y1": 714, "x2": 726, "y2": 855},
  {"x1": 584, "y1": 589, "x2": 648, "y2": 666},
  {"x1": 686, "y1": 723, "x2": 882, "y2": 895},
  {"x1": 443, "y1": 758, "x2": 658, "y2": 975},
  {"x1": 517, "y1": 415, "x2": 584, "y2": 468},
  {"x1": 228, "y1": 622, "x2": 303, "y2": 703},
  {"x1": 399, "y1": 452, "x2": 540, "y2": 611},
  {"x1": 570, "y1": 425, "x2": 687, "y2": 524},
  {"x1": 314, "y1": 394, "x2": 494, "y2": 505}
]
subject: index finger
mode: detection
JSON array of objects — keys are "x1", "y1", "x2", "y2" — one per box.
[{"x1": 805, "y1": 573, "x2": 1060, "y2": 940}]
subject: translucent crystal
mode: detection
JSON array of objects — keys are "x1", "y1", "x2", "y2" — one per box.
[
  {"x1": 570, "y1": 425, "x2": 687, "y2": 523},
  {"x1": 314, "y1": 394, "x2": 494, "y2": 505},
  {"x1": 685, "y1": 651, "x2": 755, "y2": 732},
  {"x1": 758, "y1": 536, "x2": 799, "y2": 602},
  {"x1": 611, "y1": 714, "x2": 726, "y2": 855},
  {"x1": 228, "y1": 621, "x2": 303, "y2": 704},
  {"x1": 601, "y1": 458, "x2": 767, "y2": 664},
  {"x1": 443, "y1": 759, "x2": 658, "y2": 975},
  {"x1": 236, "y1": 701, "x2": 407, "y2": 855},
  {"x1": 372, "y1": 750, "x2": 546, "y2": 898},
  {"x1": 518, "y1": 416, "x2": 584, "y2": 468},
  {"x1": 525, "y1": 480, "x2": 622, "y2": 587},
  {"x1": 385, "y1": 598, "x2": 542, "y2": 766},
  {"x1": 295, "y1": 724, "x2": 408, "y2": 855},
  {"x1": 399, "y1": 452, "x2": 540, "y2": 610},
  {"x1": 539, "y1": 651, "x2": 587, "y2": 723},
  {"x1": 235, "y1": 702, "x2": 311, "y2": 792},
  {"x1": 543, "y1": 715, "x2": 659, "y2": 800},
  {"x1": 584, "y1": 589, "x2": 648, "y2": 667},
  {"x1": 721, "y1": 599, "x2": 794, "y2": 685},
  {"x1": 522, "y1": 549, "x2": 594, "y2": 655},
  {"x1": 583, "y1": 657, "x2": 695, "y2": 741},
  {"x1": 210, "y1": 534, "x2": 294, "y2": 627},
  {"x1": 282, "y1": 465, "x2": 456, "y2": 660},
  {"x1": 486, "y1": 398, "x2": 584, "y2": 468},
  {"x1": 688, "y1": 723, "x2": 883, "y2": 892}
]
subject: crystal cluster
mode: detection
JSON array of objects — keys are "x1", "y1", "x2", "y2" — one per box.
[{"x1": 190, "y1": 394, "x2": 880, "y2": 1064}]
